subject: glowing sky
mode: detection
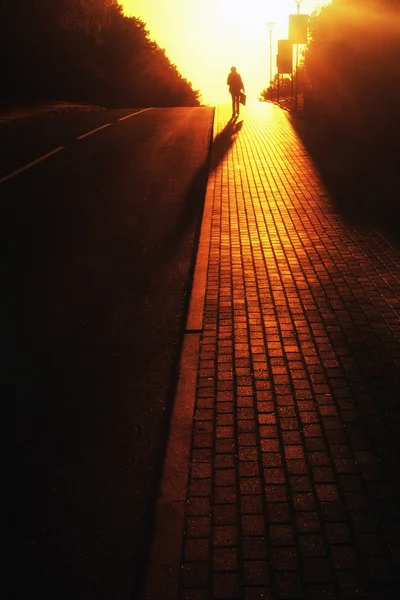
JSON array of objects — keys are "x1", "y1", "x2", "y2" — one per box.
[{"x1": 121, "y1": 1, "x2": 331, "y2": 104}]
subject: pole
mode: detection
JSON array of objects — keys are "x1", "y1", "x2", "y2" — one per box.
[
  {"x1": 294, "y1": 0, "x2": 302, "y2": 111},
  {"x1": 269, "y1": 28, "x2": 272, "y2": 86},
  {"x1": 266, "y1": 22, "x2": 276, "y2": 94},
  {"x1": 295, "y1": 0, "x2": 303, "y2": 12},
  {"x1": 295, "y1": 42, "x2": 299, "y2": 110}
]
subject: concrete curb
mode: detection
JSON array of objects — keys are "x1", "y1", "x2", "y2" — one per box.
[{"x1": 143, "y1": 122, "x2": 215, "y2": 599}]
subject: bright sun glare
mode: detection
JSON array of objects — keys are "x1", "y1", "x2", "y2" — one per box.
[
  {"x1": 122, "y1": 1, "x2": 331, "y2": 104},
  {"x1": 219, "y1": 0, "x2": 289, "y2": 30}
]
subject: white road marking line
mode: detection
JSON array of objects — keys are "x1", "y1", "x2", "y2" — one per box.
[
  {"x1": 0, "y1": 146, "x2": 66, "y2": 185},
  {"x1": 77, "y1": 123, "x2": 112, "y2": 140},
  {"x1": 118, "y1": 108, "x2": 153, "y2": 121},
  {"x1": 1, "y1": 108, "x2": 153, "y2": 185}
]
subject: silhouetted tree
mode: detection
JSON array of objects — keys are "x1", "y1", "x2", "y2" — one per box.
[
  {"x1": 303, "y1": 0, "x2": 400, "y2": 148},
  {"x1": 0, "y1": 0, "x2": 200, "y2": 107},
  {"x1": 259, "y1": 74, "x2": 293, "y2": 102}
]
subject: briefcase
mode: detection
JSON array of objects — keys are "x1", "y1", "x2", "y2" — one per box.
[{"x1": 240, "y1": 92, "x2": 246, "y2": 106}]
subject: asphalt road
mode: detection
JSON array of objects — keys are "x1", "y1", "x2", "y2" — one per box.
[{"x1": 3, "y1": 106, "x2": 214, "y2": 600}]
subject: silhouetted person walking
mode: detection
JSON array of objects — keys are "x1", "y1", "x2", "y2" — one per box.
[{"x1": 227, "y1": 66, "x2": 244, "y2": 117}]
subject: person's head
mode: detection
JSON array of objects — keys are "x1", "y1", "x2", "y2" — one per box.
[{"x1": 230, "y1": 66, "x2": 237, "y2": 73}]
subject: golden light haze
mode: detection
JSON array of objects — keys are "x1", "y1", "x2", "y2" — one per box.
[{"x1": 122, "y1": 1, "x2": 332, "y2": 104}]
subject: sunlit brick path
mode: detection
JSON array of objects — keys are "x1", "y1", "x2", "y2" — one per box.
[{"x1": 147, "y1": 103, "x2": 400, "y2": 600}]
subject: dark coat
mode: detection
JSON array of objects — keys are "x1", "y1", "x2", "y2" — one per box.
[{"x1": 227, "y1": 71, "x2": 244, "y2": 95}]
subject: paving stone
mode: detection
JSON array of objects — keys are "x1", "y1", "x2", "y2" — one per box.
[
  {"x1": 242, "y1": 536, "x2": 269, "y2": 560},
  {"x1": 239, "y1": 461, "x2": 260, "y2": 477},
  {"x1": 271, "y1": 546, "x2": 300, "y2": 571},
  {"x1": 320, "y1": 502, "x2": 348, "y2": 522},
  {"x1": 191, "y1": 463, "x2": 212, "y2": 479},
  {"x1": 213, "y1": 547, "x2": 238, "y2": 572},
  {"x1": 212, "y1": 573, "x2": 242, "y2": 599},
  {"x1": 304, "y1": 584, "x2": 337, "y2": 600},
  {"x1": 289, "y1": 475, "x2": 312, "y2": 492},
  {"x1": 269, "y1": 524, "x2": 295, "y2": 546},
  {"x1": 184, "y1": 538, "x2": 210, "y2": 562},
  {"x1": 186, "y1": 516, "x2": 211, "y2": 538},
  {"x1": 214, "y1": 469, "x2": 236, "y2": 487},
  {"x1": 274, "y1": 572, "x2": 304, "y2": 599},
  {"x1": 181, "y1": 561, "x2": 210, "y2": 588},
  {"x1": 213, "y1": 503, "x2": 238, "y2": 526},
  {"x1": 189, "y1": 479, "x2": 212, "y2": 497},
  {"x1": 244, "y1": 560, "x2": 271, "y2": 586},
  {"x1": 186, "y1": 497, "x2": 211, "y2": 517},
  {"x1": 181, "y1": 590, "x2": 208, "y2": 600},
  {"x1": 336, "y1": 571, "x2": 368, "y2": 598},
  {"x1": 299, "y1": 534, "x2": 326, "y2": 557},
  {"x1": 302, "y1": 557, "x2": 333, "y2": 583},
  {"x1": 242, "y1": 514, "x2": 266, "y2": 536},
  {"x1": 244, "y1": 589, "x2": 272, "y2": 600},
  {"x1": 213, "y1": 525, "x2": 239, "y2": 547},
  {"x1": 241, "y1": 478, "x2": 263, "y2": 495},
  {"x1": 214, "y1": 486, "x2": 237, "y2": 504},
  {"x1": 240, "y1": 495, "x2": 264, "y2": 514},
  {"x1": 330, "y1": 546, "x2": 359, "y2": 570},
  {"x1": 326, "y1": 522, "x2": 353, "y2": 545},
  {"x1": 215, "y1": 454, "x2": 236, "y2": 468},
  {"x1": 266, "y1": 503, "x2": 292, "y2": 523}
]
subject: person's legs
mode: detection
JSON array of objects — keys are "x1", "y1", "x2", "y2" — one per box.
[
  {"x1": 231, "y1": 93, "x2": 236, "y2": 116},
  {"x1": 235, "y1": 95, "x2": 240, "y2": 114}
]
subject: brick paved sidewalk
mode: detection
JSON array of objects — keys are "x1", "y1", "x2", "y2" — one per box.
[{"x1": 145, "y1": 103, "x2": 400, "y2": 600}]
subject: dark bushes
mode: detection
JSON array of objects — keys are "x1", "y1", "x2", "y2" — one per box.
[
  {"x1": 304, "y1": 0, "x2": 400, "y2": 156},
  {"x1": 296, "y1": 0, "x2": 400, "y2": 232},
  {"x1": 0, "y1": 0, "x2": 200, "y2": 108}
]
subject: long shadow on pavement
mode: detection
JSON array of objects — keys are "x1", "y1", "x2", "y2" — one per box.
[
  {"x1": 139, "y1": 111, "x2": 245, "y2": 598},
  {"x1": 151, "y1": 113, "x2": 244, "y2": 264},
  {"x1": 209, "y1": 115, "x2": 243, "y2": 173},
  {"x1": 290, "y1": 112, "x2": 400, "y2": 241},
  {"x1": 290, "y1": 111, "x2": 400, "y2": 597}
]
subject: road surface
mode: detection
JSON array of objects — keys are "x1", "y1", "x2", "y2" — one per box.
[{"x1": 2, "y1": 106, "x2": 214, "y2": 600}]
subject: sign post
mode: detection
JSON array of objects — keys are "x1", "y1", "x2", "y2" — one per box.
[
  {"x1": 289, "y1": 13, "x2": 309, "y2": 110},
  {"x1": 277, "y1": 40, "x2": 293, "y2": 103}
]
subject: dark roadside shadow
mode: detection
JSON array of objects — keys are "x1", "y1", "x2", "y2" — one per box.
[
  {"x1": 137, "y1": 112, "x2": 245, "y2": 598},
  {"x1": 170, "y1": 114, "x2": 244, "y2": 240},
  {"x1": 290, "y1": 111, "x2": 400, "y2": 241},
  {"x1": 290, "y1": 110, "x2": 400, "y2": 597},
  {"x1": 158, "y1": 113, "x2": 244, "y2": 256}
]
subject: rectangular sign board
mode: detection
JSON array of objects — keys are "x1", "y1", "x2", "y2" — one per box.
[
  {"x1": 277, "y1": 40, "x2": 293, "y2": 74},
  {"x1": 289, "y1": 14, "x2": 309, "y2": 44}
]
